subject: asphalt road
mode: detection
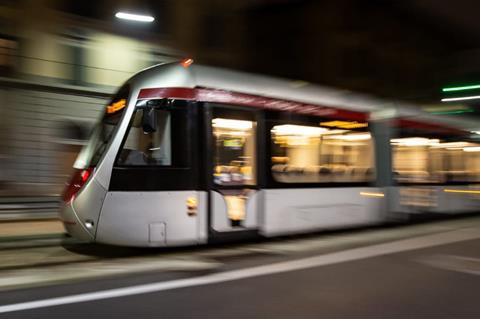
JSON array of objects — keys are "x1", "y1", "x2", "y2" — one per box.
[{"x1": 0, "y1": 218, "x2": 480, "y2": 318}]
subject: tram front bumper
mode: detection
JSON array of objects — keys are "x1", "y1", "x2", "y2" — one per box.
[{"x1": 59, "y1": 202, "x2": 94, "y2": 242}]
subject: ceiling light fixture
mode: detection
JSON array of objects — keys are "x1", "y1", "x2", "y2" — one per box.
[{"x1": 115, "y1": 12, "x2": 155, "y2": 23}]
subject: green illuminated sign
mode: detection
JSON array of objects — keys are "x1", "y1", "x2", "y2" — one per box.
[
  {"x1": 431, "y1": 109, "x2": 474, "y2": 115},
  {"x1": 442, "y1": 84, "x2": 480, "y2": 92}
]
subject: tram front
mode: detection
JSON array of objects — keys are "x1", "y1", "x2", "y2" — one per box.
[{"x1": 60, "y1": 85, "x2": 130, "y2": 241}]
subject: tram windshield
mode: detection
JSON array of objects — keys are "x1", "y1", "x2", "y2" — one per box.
[{"x1": 73, "y1": 85, "x2": 129, "y2": 169}]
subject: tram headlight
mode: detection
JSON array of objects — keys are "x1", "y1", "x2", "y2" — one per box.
[{"x1": 84, "y1": 219, "x2": 95, "y2": 229}]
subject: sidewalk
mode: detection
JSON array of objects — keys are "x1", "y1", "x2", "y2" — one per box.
[
  {"x1": 0, "y1": 196, "x2": 60, "y2": 221},
  {"x1": 0, "y1": 196, "x2": 63, "y2": 240},
  {"x1": 0, "y1": 220, "x2": 65, "y2": 240}
]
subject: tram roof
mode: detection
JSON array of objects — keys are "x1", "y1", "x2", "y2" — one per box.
[{"x1": 132, "y1": 62, "x2": 480, "y2": 132}]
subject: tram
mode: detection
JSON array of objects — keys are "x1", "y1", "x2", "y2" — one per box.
[{"x1": 60, "y1": 60, "x2": 480, "y2": 247}]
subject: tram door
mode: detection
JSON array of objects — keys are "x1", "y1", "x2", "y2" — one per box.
[{"x1": 208, "y1": 106, "x2": 260, "y2": 233}]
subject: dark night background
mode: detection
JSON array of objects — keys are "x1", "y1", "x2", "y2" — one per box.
[{"x1": 50, "y1": 0, "x2": 480, "y2": 103}]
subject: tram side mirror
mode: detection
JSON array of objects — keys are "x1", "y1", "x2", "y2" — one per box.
[{"x1": 142, "y1": 105, "x2": 157, "y2": 133}]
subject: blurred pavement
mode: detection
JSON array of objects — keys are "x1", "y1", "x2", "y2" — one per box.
[
  {"x1": 1, "y1": 215, "x2": 480, "y2": 318},
  {"x1": 0, "y1": 197, "x2": 59, "y2": 221},
  {"x1": 0, "y1": 219, "x2": 64, "y2": 239}
]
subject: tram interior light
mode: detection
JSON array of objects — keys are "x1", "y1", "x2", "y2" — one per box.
[
  {"x1": 392, "y1": 138, "x2": 480, "y2": 152},
  {"x1": 115, "y1": 12, "x2": 155, "y2": 22},
  {"x1": 271, "y1": 124, "x2": 327, "y2": 136},
  {"x1": 324, "y1": 133, "x2": 371, "y2": 141},
  {"x1": 212, "y1": 118, "x2": 253, "y2": 130},
  {"x1": 391, "y1": 138, "x2": 440, "y2": 147},
  {"x1": 430, "y1": 142, "x2": 469, "y2": 149}
]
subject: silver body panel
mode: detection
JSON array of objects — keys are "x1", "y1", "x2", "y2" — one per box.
[
  {"x1": 96, "y1": 191, "x2": 207, "y2": 247},
  {"x1": 59, "y1": 173, "x2": 107, "y2": 240},
  {"x1": 389, "y1": 185, "x2": 480, "y2": 215},
  {"x1": 59, "y1": 202, "x2": 94, "y2": 241},
  {"x1": 71, "y1": 177, "x2": 108, "y2": 237},
  {"x1": 261, "y1": 188, "x2": 386, "y2": 236}
]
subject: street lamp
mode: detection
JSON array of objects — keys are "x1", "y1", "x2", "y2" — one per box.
[{"x1": 115, "y1": 12, "x2": 155, "y2": 23}]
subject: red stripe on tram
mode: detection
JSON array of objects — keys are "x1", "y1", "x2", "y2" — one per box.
[
  {"x1": 138, "y1": 87, "x2": 367, "y2": 121},
  {"x1": 396, "y1": 118, "x2": 464, "y2": 135},
  {"x1": 137, "y1": 87, "x2": 196, "y2": 100}
]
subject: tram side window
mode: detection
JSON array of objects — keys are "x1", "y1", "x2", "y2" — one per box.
[
  {"x1": 270, "y1": 123, "x2": 374, "y2": 183},
  {"x1": 212, "y1": 118, "x2": 256, "y2": 186},
  {"x1": 392, "y1": 138, "x2": 438, "y2": 183},
  {"x1": 450, "y1": 145, "x2": 480, "y2": 182},
  {"x1": 116, "y1": 103, "x2": 189, "y2": 167},
  {"x1": 392, "y1": 138, "x2": 480, "y2": 183}
]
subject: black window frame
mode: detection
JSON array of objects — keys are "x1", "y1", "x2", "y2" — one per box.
[
  {"x1": 114, "y1": 99, "x2": 191, "y2": 169},
  {"x1": 109, "y1": 99, "x2": 200, "y2": 191}
]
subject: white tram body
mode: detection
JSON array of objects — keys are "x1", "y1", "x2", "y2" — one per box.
[{"x1": 60, "y1": 61, "x2": 480, "y2": 247}]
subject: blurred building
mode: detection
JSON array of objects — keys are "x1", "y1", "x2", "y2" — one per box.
[{"x1": 0, "y1": 0, "x2": 183, "y2": 197}]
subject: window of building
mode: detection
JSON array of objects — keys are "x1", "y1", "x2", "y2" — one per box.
[{"x1": 270, "y1": 122, "x2": 374, "y2": 183}]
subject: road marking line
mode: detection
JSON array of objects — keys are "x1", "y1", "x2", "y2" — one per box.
[
  {"x1": 417, "y1": 254, "x2": 480, "y2": 276},
  {"x1": 1, "y1": 228, "x2": 479, "y2": 314}
]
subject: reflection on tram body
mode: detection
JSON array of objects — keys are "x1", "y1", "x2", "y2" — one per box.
[
  {"x1": 392, "y1": 138, "x2": 480, "y2": 184},
  {"x1": 271, "y1": 124, "x2": 374, "y2": 183}
]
